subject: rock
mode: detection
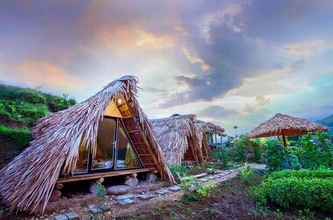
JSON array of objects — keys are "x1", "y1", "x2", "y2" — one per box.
[
  {"x1": 88, "y1": 205, "x2": 103, "y2": 214},
  {"x1": 116, "y1": 194, "x2": 135, "y2": 205},
  {"x1": 168, "y1": 186, "x2": 181, "y2": 192},
  {"x1": 107, "y1": 185, "x2": 131, "y2": 195},
  {"x1": 156, "y1": 189, "x2": 169, "y2": 195},
  {"x1": 125, "y1": 174, "x2": 139, "y2": 187},
  {"x1": 117, "y1": 198, "x2": 135, "y2": 205},
  {"x1": 115, "y1": 194, "x2": 134, "y2": 200},
  {"x1": 64, "y1": 212, "x2": 79, "y2": 220},
  {"x1": 136, "y1": 193, "x2": 155, "y2": 200},
  {"x1": 54, "y1": 214, "x2": 68, "y2": 220},
  {"x1": 146, "y1": 173, "x2": 158, "y2": 183}
]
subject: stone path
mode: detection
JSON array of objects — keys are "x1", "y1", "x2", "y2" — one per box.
[{"x1": 43, "y1": 169, "x2": 240, "y2": 220}]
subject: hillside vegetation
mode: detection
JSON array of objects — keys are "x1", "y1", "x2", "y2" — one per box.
[{"x1": 0, "y1": 84, "x2": 76, "y2": 146}]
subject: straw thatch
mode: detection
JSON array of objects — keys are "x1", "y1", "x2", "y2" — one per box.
[
  {"x1": 150, "y1": 115, "x2": 224, "y2": 165},
  {"x1": 0, "y1": 75, "x2": 174, "y2": 214},
  {"x1": 194, "y1": 120, "x2": 225, "y2": 159},
  {"x1": 249, "y1": 113, "x2": 328, "y2": 138}
]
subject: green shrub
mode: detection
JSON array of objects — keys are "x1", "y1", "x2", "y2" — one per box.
[
  {"x1": 170, "y1": 165, "x2": 189, "y2": 181},
  {"x1": 252, "y1": 177, "x2": 333, "y2": 212},
  {"x1": 0, "y1": 125, "x2": 32, "y2": 146},
  {"x1": 180, "y1": 176, "x2": 217, "y2": 202},
  {"x1": 45, "y1": 94, "x2": 76, "y2": 112},
  {"x1": 210, "y1": 149, "x2": 229, "y2": 167},
  {"x1": 268, "y1": 169, "x2": 333, "y2": 180},
  {"x1": 229, "y1": 136, "x2": 247, "y2": 162},
  {"x1": 240, "y1": 165, "x2": 256, "y2": 185},
  {"x1": 0, "y1": 100, "x2": 49, "y2": 127},
  {"x1": 263, "y1": 139, "x2": 286, "y2": 171}
]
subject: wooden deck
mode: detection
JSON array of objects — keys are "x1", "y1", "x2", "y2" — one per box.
[{"x1": 57, "y1": 168, "x2": 156, "y2": 184}]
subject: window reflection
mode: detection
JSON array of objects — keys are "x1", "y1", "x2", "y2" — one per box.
[
  {"x1": 92, "y1": 117, "x2": 116, "y2": 170},
  {"x1": 116, "y1": 123, "x2": 140, "y2": 169},
  {"x1": 74, "y1": 144, "x2": 89, "y2": 174}
]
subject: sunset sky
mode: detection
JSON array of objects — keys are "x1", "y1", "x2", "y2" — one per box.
[{"x1": 1, "y1": 0, "x2": 333, "y2": 134}]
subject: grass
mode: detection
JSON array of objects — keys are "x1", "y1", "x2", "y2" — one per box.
[{"x1": 0, "y1": 125, "x2": 32, "y2": 146}]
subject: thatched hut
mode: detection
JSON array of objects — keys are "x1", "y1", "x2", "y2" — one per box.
[
  {"x1": 194, "y1": 120, "x2": 225, "y2": 158},
  {"x1": 249, "y1": 113, "x2": 328, "y2": 146},
  {"x1": 0, "y1": 75, "x2": 175, "y2": 214},
  {"x1": 150, "y1": 114, "x2": 224, "y2": 165}
]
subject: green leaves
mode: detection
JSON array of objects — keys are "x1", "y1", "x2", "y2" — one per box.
[{"x1": 252, "y1": 169, "x2": 333, "y2": 212}]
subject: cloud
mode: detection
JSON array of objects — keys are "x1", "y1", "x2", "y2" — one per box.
[
  {"x1": 182, "y1": 47, "x2": 210, "y2": 72},
  {"x1": 285, "y1": 40, "x2": 333, "y2": 60},
  {"x1": 198, "y1": 105, "x2": 237, "y2": 119},
  {"x1": 7, "y1": 61, "x2": 83, "y2": 91}
]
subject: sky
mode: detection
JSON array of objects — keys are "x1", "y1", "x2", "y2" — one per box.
[{"x1": 1, "y1": 0, "x2": 333, "y2": 134}]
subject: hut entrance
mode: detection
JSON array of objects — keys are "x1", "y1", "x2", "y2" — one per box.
[{"x1": 73, "y1": 116, "x2": 142, "y2": 175}]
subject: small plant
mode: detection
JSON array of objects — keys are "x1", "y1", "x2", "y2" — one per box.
[
  {"x1": 169, "y1": 165, "x2": 189, "y2": 182},
  {"x1": 95, "y1": 182, "x2": 107, "y2": 197},
  {"x1": 180, "y1": 177, "x2": 217, "y2": 203},
  {"x1": 196, "y1": 182, "x2": 217, "y2": 199}
]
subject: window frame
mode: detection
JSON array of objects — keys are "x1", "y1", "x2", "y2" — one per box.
[{"x1": 73, "y1": 116, "x2": 143, "y2": 176}]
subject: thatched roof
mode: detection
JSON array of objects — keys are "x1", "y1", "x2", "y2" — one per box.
[
  {"x1": 195, "y1": 120, "x2": 225, "y2": 135},
  {"x1": 249, "y1": 113, "x2": 328, "y2": 138},
  {"x1": 150, "y1": 114, "x2": 199, "y2": 165},
  {"x1": 0, "y1": 75, "x2": 174, "y2": 214},
  {"x1": 150, "y1": 115, "x2": 224, "y2": 165}
]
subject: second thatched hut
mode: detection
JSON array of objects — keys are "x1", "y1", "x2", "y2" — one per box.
[{"x1": 150, "y1": 114, "x2": 224, "y2": 165}]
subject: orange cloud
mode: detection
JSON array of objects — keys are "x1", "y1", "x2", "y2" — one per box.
[
  {"x1": 182, "y1": 47, "x2": 211, "y2": 72},
  {"x1": 95, "y1": 28, "x2": 176, "y2": 54},
  {"x1": 14, "y1": 61, "x2": 82, "y2": 90}
]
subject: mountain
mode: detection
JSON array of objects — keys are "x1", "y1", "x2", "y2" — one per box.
[
  {"x1": 319, "y1": 114, "x2": 333, "y2": 127},
  {"x1": 318, "y1": 114, "x2": 333, "y2": 136}
]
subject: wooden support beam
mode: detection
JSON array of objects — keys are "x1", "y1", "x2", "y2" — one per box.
[{"x1": 57, "y1": 168, "x2": 155, "y2": 184}]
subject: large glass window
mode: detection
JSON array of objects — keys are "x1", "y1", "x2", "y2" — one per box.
[
  {"x1": 73, "y1": 117, "x2": 141, "y2": 175},
  {"x1": 92, "y1": 117, "x2": 116, "y2": 170},
  {"x1": 116, "y1": 123, "x2": 140, "y2": 169},
  {"x1": 74, "y1": 144, "x2": 89, "y2": 174}
]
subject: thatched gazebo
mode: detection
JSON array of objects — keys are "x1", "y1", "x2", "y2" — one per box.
[
  {"x1": 249, "y1": 113, "x2": 328, "y2": 147},
  {"x1": 0, "y1": 75, "x2": 175, "y2": 214},
  {"x1": 150, "y1": 114, "x2": 224, "y2": 165}
]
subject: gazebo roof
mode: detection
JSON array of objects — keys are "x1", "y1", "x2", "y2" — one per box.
[{"x1": 249, "y1": 113, "x2": 327, "y2": 138}]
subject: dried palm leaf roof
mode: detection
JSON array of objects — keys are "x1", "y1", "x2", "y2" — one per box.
[
  {"x1": 195, "y1": 120, "x2": 225, "y2": 135},
  {"x1": 150, "y1": 115, "x2": 224, "y2": 165},
  {"x1": 0, "y1": 75, "x2": 174, "y2": 214},
  {"x1": 249, "y1": 113, "x2": 328, "y2": 138},
  {"x1": 150, "y1": 114, "x2": 199, "y2": 165}
]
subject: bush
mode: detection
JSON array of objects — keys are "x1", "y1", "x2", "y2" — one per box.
[
  {"x1": 210, "y1": 149, "x2": 229, "y2": 167},
  {"x1": 295, "y1": 133, "x2": 333, "y2": 169},
  {"x1": 180, "y1": 176, "x2": 217, "y2": 202},
  {"x1": 229, "y1": 136, "x2": 247, "y2": 162},
  {"x1": 45, "y1": 94, "x2": 76, "y2": 112},
  {"x1": 170, "y1": 165, "x2": 189, "y2": 182},
  {"x1": 268, "y1": 169, "x2": 333, "y2": 180},
  {"x1": 263, "y1": 139, "x2": 286, "y2": 171},
  {"x1": 240, "y1": 165, "x2": 257, "y2": 185},
  {"x1": 252, "y1": 177, "x2": 333, "y2": 212},
  {"x1": 0, "y1": 125, "x2": 32, "y2": 146}
]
